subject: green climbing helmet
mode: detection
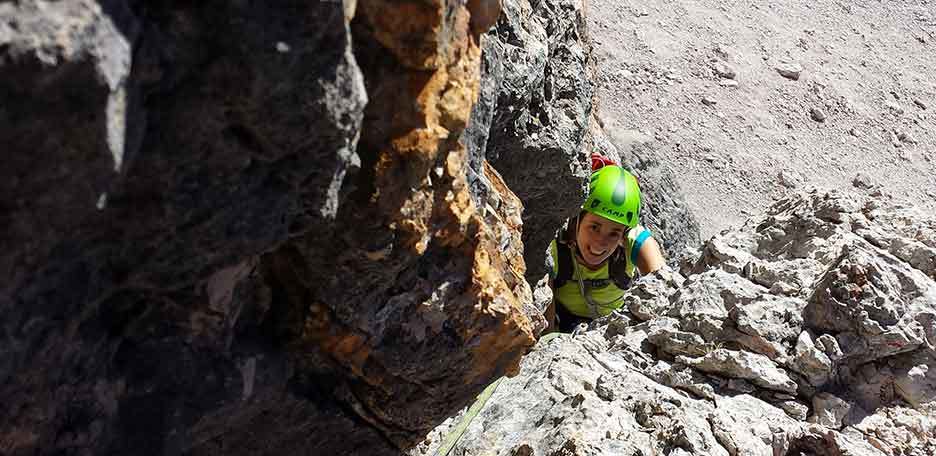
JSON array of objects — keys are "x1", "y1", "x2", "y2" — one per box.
[{"x1": 582, "y1": 165, "x2": 641, "y2": 229}]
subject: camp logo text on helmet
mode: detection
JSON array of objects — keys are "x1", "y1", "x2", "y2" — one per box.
[{"x1": 582, "y1": 165, "x2": 642, "y2": 229}]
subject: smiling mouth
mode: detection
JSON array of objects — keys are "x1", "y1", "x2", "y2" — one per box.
[{"x1": 588, "y1": 246, "x2": 607, "y2": 257}]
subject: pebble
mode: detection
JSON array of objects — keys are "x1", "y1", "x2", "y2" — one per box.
[
  {"x1": 852, "y1": 172, "x2": 875, "y2": 189},
  {"x1": 810, "y1": 107, "x2": 827, "y2": 122},
  {"x1": 776, "y1": 62, "x2": 803, "y2": 80},
  {"x1": 275, "y1": 42, "x2": 291, "y2": 53},
  {"x1": 913, "y1": 98, "x2": 927, "y2": 110},
  {"x1": 665, "y1": 70, "x2": 683, "y2": 82},
  {"x1": 713, "y1": 61, "x2": 737, "y2": 79},
  {"x1": 702, "y1": 96, "x2": 717, "y2": 106},
  {"x1": 890, "y1": 131, "x2": 903, "y2": 147},
  {"x1": 706, "y1": 156, "x2": 724, "y2": 170},
  {"x1": 896, "y1": 130, "x2": 918, "y2": 144},
  {"x1": 884, "y1": 101, "x2": 904, "y2": 114},
  {"x1": 779, "y1": 170, "x2": 800, "y2": 188},
  {"x1": 720, "y1": 79, "x2": 739, "y2": 88}
]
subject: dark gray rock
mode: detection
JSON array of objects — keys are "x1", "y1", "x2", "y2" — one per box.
[
  {"x1": 471, "y1": 0, "x2": 594, "y2": 283},
  {"x1": 2, "y1": 1, "x2": 546, "y2": 455},
  {"x1": 2, "y1": 1, "x2": 371, "y2": 454}
]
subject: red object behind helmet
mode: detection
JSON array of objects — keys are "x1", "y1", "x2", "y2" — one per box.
[{"x1": 590, "y1": 152, "x2": 617, "y2": 171}]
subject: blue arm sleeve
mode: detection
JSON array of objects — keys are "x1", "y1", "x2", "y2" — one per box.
[{"x1": 630, "y1": 229, "x2": 652, "y2": 265}]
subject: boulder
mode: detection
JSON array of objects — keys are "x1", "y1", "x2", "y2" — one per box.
[
  {"x1": 647, "y1": 317, "x2": 710, "y2": 357},
  {"x1": 677, "y1": 349, "x2": 798, "y2": 393},
  {"x1": 668, "y1": 269, "x2": 766, "y2": 341},
  {"x1": 788, "y1": 331, "x2": 833, "y2": 387},
  {"x1": 809, "y1": 393, "x2": 852, "y2": 428}
]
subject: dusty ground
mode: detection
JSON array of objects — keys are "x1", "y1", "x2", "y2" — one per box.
[{"x1": 588, "y1": 0, "x2": 936, "y2": 241}]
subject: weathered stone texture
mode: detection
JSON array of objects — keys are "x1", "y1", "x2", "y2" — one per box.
[
  {"x1": 412, "y1": 189, "x2": 936, "y2": 456},
  {"x1": 1, "y1": 1, "x2": 539, "y2": 455},
  {"x1": 464, "y1": 0, "x2": 593, "y2": 283}
]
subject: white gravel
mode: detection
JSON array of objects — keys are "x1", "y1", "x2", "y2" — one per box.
[{"x1": 588, "y1": 0, "x2": 936, "y2": 240}]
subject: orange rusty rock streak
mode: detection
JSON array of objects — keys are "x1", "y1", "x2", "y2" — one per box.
[
  {"x1": 358, "y1": 0, "x2": 445, "y2": 70},
  {"x1": 285, "y1": 0, "x2": 534, "y2": 444},
  {"x1": 300, "y1": 302, "x2": 372, "y2": 378}
]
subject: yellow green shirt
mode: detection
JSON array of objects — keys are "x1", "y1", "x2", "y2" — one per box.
[{"x1": 548, "y1": 225, "x2": 651, "y2": 318}]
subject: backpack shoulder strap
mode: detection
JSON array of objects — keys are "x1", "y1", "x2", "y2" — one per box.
[
  {"x1": 553, "y1": 217, "x2": 577, "y2": 289},
  {"x1": 608, "y1": 248, "x2": 633, "y2": 290}
]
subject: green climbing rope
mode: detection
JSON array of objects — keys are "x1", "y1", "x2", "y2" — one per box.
[{"x1": 435, "y1": 332, "x2": 564, "y2": 456}]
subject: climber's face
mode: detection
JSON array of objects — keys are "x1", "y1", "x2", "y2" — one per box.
[{"x1": 575, "y1": 212, "x2": 626, "y2": 267}]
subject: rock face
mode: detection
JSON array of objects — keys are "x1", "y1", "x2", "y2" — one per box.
[
  {"x1": 468, "y1": 0, "x2": 700, "y2": 282},
  {"x1": 412, "y1": 188, "x2": 936, "y2": 456},
  {"x1": 465, "y1": 0, "x2": 594, "y2": 283},
  {"x1": 1, "y1": 1, "x2": 541, "y2": 455}
]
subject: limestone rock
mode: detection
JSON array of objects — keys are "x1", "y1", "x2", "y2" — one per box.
[
  {"x1": 803, "y1": 240, "x2": 933, "y2": 362},
  {"x1": 428, "y1": 335, "x2": 730, "y2": 456},
  {"x1": 622, "y1": 266, "x2": 684, "y2": 322},
  {"x1": 853, "y1": 172, "x2": 876, "y2": 189},
  {"x1": 677, "y1": 349, "x2": 798, "y2": 393},
  {"x1": 712, "y1": 61, "x2": 737, "y2": 80},
  {"x1": 733, "y1": 295, "x2": 805, "y2": 346},
  {"x1": 647, "y1": 317, "x2": 709, "y2": 357},
  {"x1": 788, "y1": 331, "x2": 833, "y2": 387},
  {"x1": 815, "y1": 333, "x2": 844, "y2": 360},
  {"x1": 646, "y1": 361, "x2": 716, "y2": 400},
  {"x1": 710, "y1": 394, "x2": 799, "y2": 455},
  {"x1": 417, "y1": 189, "x2": 936, "y2": 456},
  {"x1": 668, "y1": 269, "x2": 766, "y2": 341},
  {"x1": 780, "y1": 169, "x2": 803, "y2": 188},
  {"x1": 778, "y1": 400, "x2": 810, "y2": 421},
  {"x1": 685, "y1": 230, "x2": 758, "y2": 276},
  {"x1": 776, "y1": 62, "x2": 804, "y2": 80},
  {"x1": 885, "y1": 101, "x2": 905, "y2": 114},
  {"x1": 810, "y1": 107, "x2": 827, "y2": 122},
  {"x1": 810, "y1": 393, "x2": 852, "y2": 428}
]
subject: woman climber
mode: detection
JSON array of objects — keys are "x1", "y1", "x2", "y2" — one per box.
[{"x1": 546, "y1": 154, "x2": 666, "y2": 333}]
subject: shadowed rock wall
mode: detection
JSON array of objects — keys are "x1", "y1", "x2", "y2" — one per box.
[
  {"x1": 1, "y1": 1, "x2": 538, "y2": 455},
  {"x1": 465, "y1": 0, "x2": 594, "y2": 284}
]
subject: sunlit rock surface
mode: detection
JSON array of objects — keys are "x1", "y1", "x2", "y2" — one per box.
[{"x1": 412, "y1": 189, "x2": 936, "y2": 456}]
